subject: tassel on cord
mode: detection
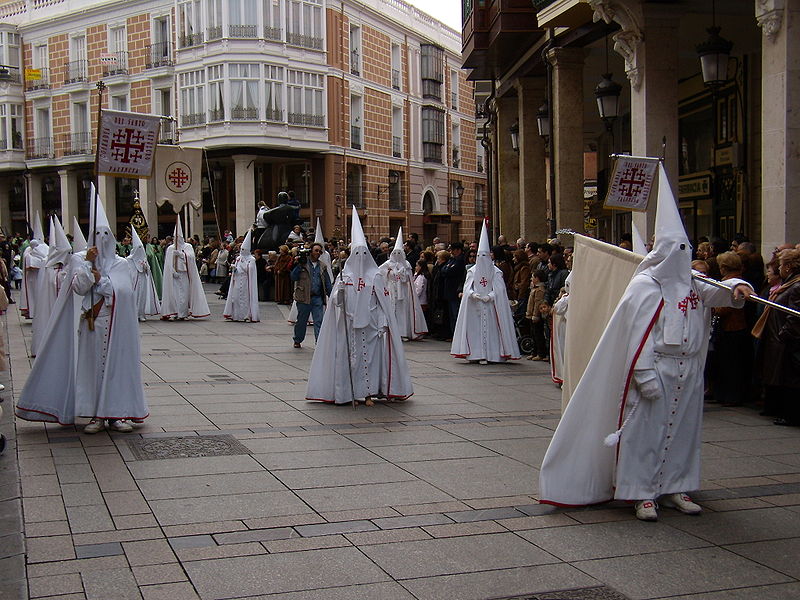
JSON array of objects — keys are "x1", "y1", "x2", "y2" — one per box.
[{"x1": 604, "y1": 395, "x2": 641, "y2": 447}]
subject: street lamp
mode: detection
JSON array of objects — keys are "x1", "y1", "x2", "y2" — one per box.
[
  {"x1": 594, "y1": 73, "x2": 622, "y2": 127},
  {"x1": 377, "y1": 170, "x2": 400, "y2": 200},
  {"x1": 536, "y1": 102, "x2": 550, "y2": 140},
  {"x1": 696, "y1": 0, "x2": 732, "y2": 88},
  {"x1": 509, "y1": 121, "x2": 519, "y2": 152}
]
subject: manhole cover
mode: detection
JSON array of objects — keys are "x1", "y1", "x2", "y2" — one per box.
[
  {"x1": 127, "y1": 435, "x2": 251, "y2": 460},
  {"x1": 495, "y1": 587, "x2": 630, "y2": 600}
]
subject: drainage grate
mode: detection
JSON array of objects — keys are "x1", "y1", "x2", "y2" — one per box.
[
  {"x1": 126, "y1": 434, "x2": 251, "y2": 460},
  {"x1": 495, "y1": 587, "x2": 630, "y2": 600}
]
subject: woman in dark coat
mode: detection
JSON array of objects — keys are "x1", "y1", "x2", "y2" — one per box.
[
  {"x1": 273, "y1": 245, "x2": 294, "y2": 304},
  {"x1": 754, "y1": 248, "x2": 800, "y2": 425}
]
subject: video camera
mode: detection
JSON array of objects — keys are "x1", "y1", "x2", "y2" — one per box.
[{"x1": 296, "y1": 246, "x2": 312, "y2": 264}]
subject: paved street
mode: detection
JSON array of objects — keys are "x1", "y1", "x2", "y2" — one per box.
[{"x1": 1, "y1": 286, "x2": 800, "y2": 600}]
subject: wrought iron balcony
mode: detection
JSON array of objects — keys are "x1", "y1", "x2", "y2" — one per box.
[
  {"x1": 63, "y1": 60, "x2": 87, "y2": 84},
  {"x1": 179, "y1": 32, "x2": 204, "y2": 48},
  {"x1": 288, "y1": 112, "x2": 324, "y2": 127},
  {"x1": 231, "y1": 106, "x2": 258, "y2": 120},
  {"x1": 181, "y1": 112, "x2": 205, "y2": 126},
  {"x1": 286, "y1": 32, "x2": 323, "y2": 50},
  {"x1": 229, "y1": 24, "x2": 258, "y2": 38},
  {"x1": 449, "y1": 196, "x2": 462, "y2": 216},
  {"x1": 264, "y1": 26, "x2": 282, "y2": 41},
  {"x1": 63, "y1": 131, "x2": 93, "y2": 156},
  {"x1": 208, "y1": 107, "x2": 225, "y2": 122},
  {"x1": 423, "y1": 142, "x2": 442, "y2": 163},
  {"x1": 206, "y1": 26, "x2": 222, "y2": 41},
  {"x1": 265, "y1": 107, "x2": 283, "y2": 122},
  {"x1": 159, "y1": 119, "x2": 176, "y2": 144},
  {"x1": 102, "y1": 51, "x2": 128, "y2": 77},
  {"x1": 26, "y1": 136, "x2": 53, "y2": 159},
  {"x1": 392, "y1": 135, "x2": 402, "y2": 158},
  {"x1": 350, "y1": 125, "x2": 361, "y2": 150},
  {"x1": 146, "y1": 42, "x2": 173, "y2": 69},
  {"x1": 25, "y1": 66, "x2": 48, "y2": 91}
]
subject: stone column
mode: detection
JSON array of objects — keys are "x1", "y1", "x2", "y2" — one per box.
[
  {"x1": 628, "y1": 8, "x2": 679, "y2": 241},
  {"x1": 27, "y1": 173, "x2": 43, "y2": 227},
  {"x1": 138, "y1": 178, "x2": 159, "y2": 240},
  {"x1": 495, "y1": 96, "x2": 520, "y2": 242},
  {"x1": 232, "y1": 155, "x2": 256, "y2": 237},
  {"x1": 547, "y1": 47, "x2": 586, "y2": 238},
  {"x1": 0, "y1": 179, "x2": 11, "y2": 232},
  {"x1": 58, "y1": 169, "x2": 79, "y2": 229},
  {"x1": 188, "y1": 203, "x2": 203, "y2": 239},
  {"x1": 515, "y1": 77, "x2": 548, "y2": 243},
  {"x1": 759, "y1": 0, "x2": 799, "y2": 254}
]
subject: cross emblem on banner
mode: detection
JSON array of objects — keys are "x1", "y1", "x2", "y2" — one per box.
[
  {"x1": 479, "y1": 277, "x2": 488, "y2": 287},
  {"x1": 618, "y1": 166, "x2": 646, "y2": 198},
  {"x1": 110, "y1": 128, "x2": 147, "y2": 163},
  {"x1": 169, "y1": 167, "x2": 189, "y2": 188}
]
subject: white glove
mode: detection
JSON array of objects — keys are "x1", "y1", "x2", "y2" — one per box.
[
  {"x1": 172, "y1": 271, "x2": 181, "y2": 279},
  {"x1": 633, "y1": 369, "x2": 661, "y2": 402}
]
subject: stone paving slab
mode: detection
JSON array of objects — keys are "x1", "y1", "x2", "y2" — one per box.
[{"x1": 4, "y1": 289, "x2": 800, "y2": 599}]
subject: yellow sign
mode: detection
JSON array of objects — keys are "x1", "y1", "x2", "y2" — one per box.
[{"x1": 24, "y1": 68, "x2": 41, "y2": 81}]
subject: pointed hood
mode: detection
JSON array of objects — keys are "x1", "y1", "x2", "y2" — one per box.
[
  {"x1": 173, "y1": 217, "x2": 185, "y2": 248},
  {"x1": 72, "y1": 217, "x2": 87, "y2": 253},
  {"x1": 343, "y1": 207, "x2": 379, "y2": 327},
  {"x1": 634, "y1": 163, "x2": 692, "y2": 345},
  {"x1": 46, "y1": 216, "x2": 71, "y2": 267},
  {"x1": 240, "y1": 230, "x2": 253, "y2": 256},
  {"x1": 312, "y1": 218, "x2": 334, "y2": 281},
  {"x1": 631, "y1": 221, "x2": 647, "y2": 256},
  {"x1": 32, "y1": 211, "x2": 44, "y2": 242},
  {"x1": 389, "y1": 227, "x2": 406, "y2": 265},
  {"x1": 90, "y1": 187, "x2": 118, "y2": 272},
  {"x1": 473, "y1": 219, "x2": 494, "y2": 294},
  {"x1": 130, "y1": 223, "x2": 147, "y2": 265},
  {"x1": 313, "y1": 218, "x2": 324, "y2": 245}
]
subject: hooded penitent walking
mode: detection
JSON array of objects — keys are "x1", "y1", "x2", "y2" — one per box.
[
  {"x1": 20, "y1": 212, "x2": 48, "y2": 320},
  {"x1": 224, "y1": 230, "x2": 260, "y2": 322},
  {"x1": 161, "y1": 217, "x2": 210, "y2": 320},
  {"x1": 451, "y1": 220, "x2": 520, "y2": 363},
  {"x1": 130, "y1": 226, "x2": 161, "y2": 321},
  {"x1": 378, "y1": 228, "x2": 427, "y2": 341},
  {"x1": 31, "y1": 217, "x2": 71, "y2": 358},
  {"x1": 539, "y1": 164, "x2": 752, "y2": 521},
  {"x1": 306, "y1": 207, "x2": 413, "y2": 405}
]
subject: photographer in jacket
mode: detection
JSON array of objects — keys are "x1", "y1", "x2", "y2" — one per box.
[{"x1": 290, "y1": 243, "x2": 332, "y2": 348}]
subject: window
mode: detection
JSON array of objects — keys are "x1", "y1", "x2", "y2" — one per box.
[
  {"x1": 207, "y1": 0, "x2": 223, "y2": 40},
  {"x1": 349, "y1": 25, "x2": 361, "y2": 76},
  {"x1": 350, "y1": 95, "x2": 362, "y2": 150},
  {"x1": 230, "y1": 63, "x2": 259, "y2": 119},
  {"x1": 149, "y1": 17, "x2": 172, "y2": 68},
  {"x1": 208, "y1": 64, "x2": 224, "y2": 121},
  {"x1": 0, "y1": 32, "x2": 20, "y2": 68},
  {"x1": 111, "y1": 94, "x2": 128, "y2": 111},
  {"x1": 346, "y1": 163, "x2": 364, "y2": 209},
  {"x1": 420, "y1": 44, "x2": 444, "y2": 101},
  {"x1": 264, "y1": 64, "x2": 284, "y2": 121},
  {"x1": 392, "y1": 107, "x2": 402, "y2": 158},
  {"x1": 155, "y1": 88, "x2": 174, "y2": 142},
  {"x1": 475, "y1": 184, "x2": 485, "y2": 216},
  {"x1": 286, "y1": 0, "x2": 322, "y2": 49},
  {"x1": 287, "y1": 69, "x2": 324, "y2": 127},
  {"x1": 451, "y1": 123, "x2": 460, "y2": 168},
  {"x1": 106, "y1": 26, "x2": 128, "y2": 75},
  {"x1": 263, "y1": 0, "x2": 282, "y2": 40},
  {"x1": 388, "y1": 170, "x2": 403, "y2": 211},
  {"x1": 67, "y1": 35, "x2": 87, "y2": 83},
  {"x1": 476, "y1": 139, "x2": 485, "y2": 173},
  {"x1": 229, "y1": 0, "x2": 258, "y2": 37},
  {"x1": 421, "y1": 106, "x2": 444, "y2": 163},
  {"x1": 28, "y1": 44, "x2": 48, "y2": 89},
  {"x1": 391, "y1": 43, "x2": 401, "y2": 90},
  {"x1": 450, "y1": 70, "x2": 459, "y2": 110},
  {"x1": 179, "y1": 69, "x2": 206, "y2": 125},
  {"x1": 30, "y1": 107, "x2": 52, "y2": 158},
  {"x1": 450, "y1": 181, "x2": 463, "y2": 215},
  {"x1": 178, "y1": 0, "x2": 203, "y2": 46},
  {"x1": 1, "y1": 104, "x2": 23, "y2": 150},
  {"x1": 68, "y1": 101, "x2": 91, "y2": 155}
]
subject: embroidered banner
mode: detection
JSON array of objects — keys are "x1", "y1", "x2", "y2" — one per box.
[
  {"x1": 96, "y1": 110, "x2": 160, "y2": 178},
  {"x1": 153, "y1": 145, "x2": 203, "y2": 212},
  {"x1": 604, "y1": 156, "x2": 659, "y2": 212}
]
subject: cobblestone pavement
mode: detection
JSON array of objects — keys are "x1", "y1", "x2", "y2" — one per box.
[{"x1": 2, "y1": 286, "x2": 800, "y2": 600}]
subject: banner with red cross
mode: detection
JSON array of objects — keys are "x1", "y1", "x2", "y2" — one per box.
[
  {"x1": 153, "y1": 145, "x2": 203, "y2": 212},
  {"x1": 96, "y1": 110, "x2": 161, "y2": 178},
  {"x1": 604, "y1": 156, "x2": 659, "y2": 212}
]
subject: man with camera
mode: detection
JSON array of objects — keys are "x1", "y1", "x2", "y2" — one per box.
[{"x1": 290, "y1": 243, "x2": 332, "y2": 348}]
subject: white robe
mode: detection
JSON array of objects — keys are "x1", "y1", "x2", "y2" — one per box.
[
  {"x1": 451, "y1": 266, "x2": 520, "y2": 362},
  {"x1": 306, "y1": 272, "x2": 413, "y2": 404},
  {"x1": 16, "y1": 255, "x2": 84, "y2": 424},
  {"x1": 161, "y1": 244, "x2": 210, "y2": 319},
  {"x1": 73, "y1": 256, "x2": 149, "y2": 421},
  {"x1": 539, "y1": 274, "x2": 748, "y2": 506},
  {"x1": 379, "y1": 260, "x2": 428, "y2": 340},
  {"x1": 224, "y1": 254, "x2": 260, "y2": 322},
  {"x1": 131, "y1": 252, "x2": 161, "y2": 319},
  {"x1": 31, "y1": 263, "x2": 67, "y2": 357},
  {"x1": 550, "y1": 292, "x2": 568, "y2": 385},
  {"x1": 21, "y1": 247, "x2": 46, "y2": 318}
]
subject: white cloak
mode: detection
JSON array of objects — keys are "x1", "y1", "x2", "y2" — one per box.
[
  {"x1": 451, "y1": 266, "x2": 520, "y2": 362},
  {"x1": 379, "y1": 260, "x2": 428, "y2": 340},
  {"x1": 21, "y1": 246, "x2": 46, "y2": 318},
  {"x1": 306, "y1": 272, "x2": 413, "y2": 404},
  {"x1": 131, "y1": 252, "x2": 161, "y2": 319},
  {"x1": 73, "y1": 256, "x2": 149, "y2": 421},
  {"x1": 16, "y1": 255, "x2": 85, "y2": 424},
  {"x1": 539, "y1": 274, "x2": 748, "y2": 506},
  {"x1": 161, "y1": 244, "x2": 210, "y2": 318},
  {"x1": 224, "y1": 254, "x2": 260, "y2": 322},
  {"x1": 31, "y1": 264, "x2": 67, "y2": 357},
  {"x1": 550, "y1": 293, "x2": 568, "y2": 386}
]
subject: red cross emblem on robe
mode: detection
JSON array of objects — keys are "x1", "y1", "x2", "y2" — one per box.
[
  {"x1": 479, "y1": 277, "x2": 488, "y2": 287},
  {"x1": 357, "y1": 277, "x2": 366, "y2": 291}
]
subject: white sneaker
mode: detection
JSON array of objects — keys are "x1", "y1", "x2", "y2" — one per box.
[
  {"x1": 108, "y1": 419, "x2": 133, "y2": 433},
  {"x1": 635, "y1": 499, "x2": 658, "y2": 521},
  {"x1": 0, "y1": 384, "x2": 5, "y2": 392},
  {"x1": 661, "y1": 493, "x2": 702, "y2": 515},
  {"x1": 83, "y1": 419, "x2": 105, "y2": 434}
]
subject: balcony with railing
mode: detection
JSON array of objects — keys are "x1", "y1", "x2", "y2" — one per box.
[
  {"x1": 229, "y1": 24, "x2": 258, "y2": 38},
  {"x1": 63, "y1": 60, "x2": 87, "y2": 84},
  {"x1": 392, "y1": 135, "x2": 402, "y2": 158},
  {"x1": 449, "y1": 195, "x2": 462, "y2": 216},
  {"x1": 288, "y1": 112, "x2": 324, "y2": 127},
  {"x1": 0, "y1": 133, "x2": 23, "y2": 151},
  {"x1": 206, "y1": 26, "x2": 223, "y2": 41},
  {"x1": 422, "y1": 79, "x2": 441, "y2": 101},
  {"x1": 388, "y1": 189, "x2": 404, "y2": 211},
  {"x1": 179, "y1": 32, "x2": 204, "y2": 48},
  {"x1": 63, "y1": 131, "x2": 92, "y2": 156},
  {"x1": 475, "y1": 196, "x2": 485, "y2": 216},
  {"x1": 102, "y1": 51, "x2": 128, "y2": 77},
  {"x1": 392, "y1": 68, "x2": 400, "y2": 90},
  {"x1": 159, "y1": 119, "x2": 176, "y2": 144},
  {"x1": 146, "y1": 42, "x2": 173, "y2": 69},
  {"x1": 423, "y1": 142, "x2": 442, "y2": 164},
  {"x1": 25, "y1": 66, "x2": 49, "y2": 91},
  {"x1": 350, "y1": 125, "x2": 361, "y2": 150},
  {"x1": 181, "y1": 112, "x2": 205, "y2": 126},
  {"x1": 350, "y1": 49, "x2": 359, "y2": 76},
  {"x1": 208, "y1": 107, "x2": 225, "y2": 122},
  {"x1": 265, "y1": 107, "x2": 283, "y2": 122},
  {"x1": 0, "y1": 65, "x2": 21, "y2": 86},
  {"x1": 286, "y1": 32, "x2": 323, "y2": 50},
  {"x1": 264, "y1": 26, "x2": 282, "y2": 41},
  {"x1": 231, "y1": 106, "x2": 258, "y2": 120},
  {"x1": 27, "y1": 136, "x2": 53, "y2": 159}
]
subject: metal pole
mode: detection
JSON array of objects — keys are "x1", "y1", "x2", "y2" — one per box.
[{"x1": 692, "y1": 274, "x2": 800, "y2": 317}]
